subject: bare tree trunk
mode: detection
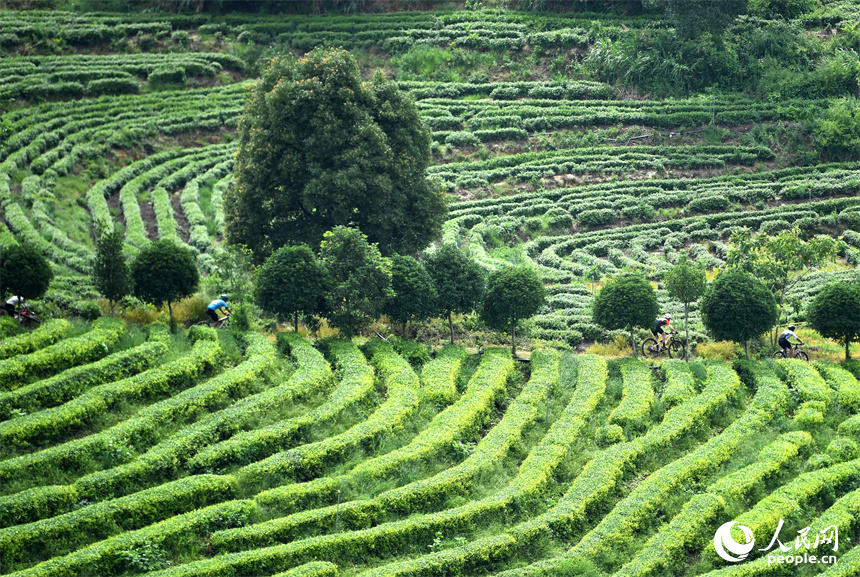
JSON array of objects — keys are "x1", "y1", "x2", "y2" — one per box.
[
  {"x1": 511, "y1": 325, "x2": 516, "y2": 357},
  {"x1": 684, "y1": 302, "x2": 690, "y2": 361},
  {"x1": 745, "y1": 340, "x2": 750, "y2": 360},
  {"x1": 448, "y1": 312, "x2": 455, "y2": 345},
  {"x1": 168, "y1": 301, "x2": 176, "y2": 333},
  {"x1": 630, "y1": 326, "x2": 638, "y2": 358},
  {"x1": 847, "y1": 338, "x2": 851, "y2": 361},
  {"x1": 294, "y1": 312, "x2": 299, "y2": 333}
]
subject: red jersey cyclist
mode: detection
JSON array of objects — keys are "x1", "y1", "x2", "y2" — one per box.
[{"x1": 652, "y1": 313, "x2": 676, "y2": 348}]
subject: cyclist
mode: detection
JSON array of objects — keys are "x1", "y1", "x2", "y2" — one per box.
[
  {"x1": 778, "y1": 325, "x2": 804, "y2": 359},
  {"x1": 206, "y1": 294, "x2": 232, "y2": 327},
  {"x1": 652, "y1": 313, "x2": 676, "y2": 349},
  {"x1": 3, "y1": 295, "x2": 24, "y2": 317}
]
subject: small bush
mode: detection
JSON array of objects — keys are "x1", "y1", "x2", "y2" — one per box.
[
  {"x1": 445, "y1": 131, "x2": 481, "y2": 147},
  {"x1": 0, "y1": 316, "x2": 19, "y2": 338},
  {"x1": 122, "y1": 302, "x2": 160, "y2": 326},
  {"x1": 759, "y1": 219, "x2": 792, "y2": 235},
  {"x1": 579, "y1": 322, "x2": 608, "y2": 342},
  {"x1": 812, "y1": 97, "x2": 860, "y2": 161},
  {"x1": 806, "y1": 453, "x2": 833, "y2": 471},
  {"x1": 687, "y1": 196, "x2": 729, "y2": 213},
  {"x1": 622, "y1": 203, "x2": 656, "y2": 221},
  {"x1": 86, "y1": 77, "x2": 139, "y2": 96},
  {"x1": 696, "y1": 340, "x2": 737, "y2": 361},
  {"x1": 826, "y1": 437, "x2": 860, "y2": 462},
  {"x1": 137, "y1": 33, "x2": 157, "y2": 51},
  {"x1": 171, "y1": 30, "x2": 190, "y2": 49},
  {"x1": 71, "y1": 300, "x2": 102, "y2": 321},
  {"x1": 795, "y1": 401, "x2": 826, "y2": 427},
  {"x1": 171, "y1": 293, "x2": 210, "y2": 324},
  {"x1": 578, "y1": 208, "x2": 615, "y2": 228},
  {"x1": 0, "y1": 33, "x2": 19, "y2": 47},
  {"x1": 148, "y1": 66, "x2": 186, "y2": 86},
  {"x1": 595, "y1": 424, "x2": 625, "y2": 446},
  {"x1": 390, "y1": 336, "x2": 430, "y2": 367},
  {"x1": 547, "y1": 212, "x2": 574, "y2": 229},
  {"x1": 490, "y1": 86, "x2": 522, "y2": 100},
  {"x1": 585, "y1": 334, "x2": 632, "y2": 356},
  {"x1": 188, "y1": 324, "x2": 218, "y2": 343}
]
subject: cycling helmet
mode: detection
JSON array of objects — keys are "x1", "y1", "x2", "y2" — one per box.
[
  {"x1": 664, "y1": 313, "x2": 672, "y2": 320},
  {"x1": 220, "y1": 294, "x2": 229, "y2": 302},
  {"x1": 788, "y1": 325, "x2": 796, "y2": 331}
]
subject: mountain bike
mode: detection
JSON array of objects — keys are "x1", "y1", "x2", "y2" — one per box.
[
  {"x1": 772, "y1": 343, "x2": 808, "y2": 361},
  {"x1": 642, "y1": 332, "x2": 686, "y2": 360},
  {"x1": 15, "y1": 305, "x2": 42, "y2": 329},
  {"x1": 196, "y1": 314, "x2": 231, "y2": 329}
]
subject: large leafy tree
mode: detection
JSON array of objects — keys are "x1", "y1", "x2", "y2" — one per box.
[
  {"x1": 425, "y1": 244, "x2": 485, "y2": 345},
  {"x1": 701, "y1": 269, "x2": 778, "y2": 359},
  {"x1": 91, "y1": 228, "x2": 131, "y2": 316},
  {"x1": 0, "y1": 243, "x2": 53, "y2": 300},
  {"x1": 225, "y1": 47, "x2": 447, "y2": 262},
  {"x1": 726, "y1": 227, "x2": 843, "y2": 345},
  {"x1": 383, "y1": 254, "x2": 437, "y2": 337},
  {"x1": 480, "y1": 265, "x2": 546, "y2": 356},
  {"x1": 592, "y1": 273, "x2": 659, "y2": 358},
  {"x1": 131, "y1": 239, "x2": 199, "y2": 332},
  {"x1": 807, "y1": 281, "x2": 860, "y2": 360},
  {"x1": 255, "y1": 244, "x2": 329, "y2": 332},
  {"x1": 664, "y1": 252, "x2": 707, "y2": 360},
  {"x1": 319, "y1": 226, "x2": 392, "y2": 338}
]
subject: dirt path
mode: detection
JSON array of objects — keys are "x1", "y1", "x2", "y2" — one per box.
[
  {"x1": 170, "y1": 190, "x2": 191, "y2": 243},
  {"x1": 139, "y1": 201, "x2": 158, "y2": 240}
]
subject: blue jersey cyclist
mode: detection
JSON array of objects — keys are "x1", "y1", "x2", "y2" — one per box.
[
  {"x1": 207, "y1": 294, "x2": 232, "y2": 327},
  {"x1": 652, "y1": 313, "x2": 676, "y2": 348},
  {"x1": 778, "y1": 325, "x2": 804, "y2": 359}
]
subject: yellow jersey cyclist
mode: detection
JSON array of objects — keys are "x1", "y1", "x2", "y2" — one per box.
[
  {"x1": 778, "y1": 325, "x2": 804, "y2": 359},
  {"x1": 206, "y1": 294, "x2": 232, "y2": 327},
  {"x1": 652, "y1": 313, "x2": 676, "y2": 348}
]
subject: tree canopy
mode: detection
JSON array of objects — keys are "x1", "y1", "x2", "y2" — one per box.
[
  {"x1": 225, "y1": 47, "x2": 447, "y2": 262},
  {"x1": 255, "y1": 244, "x2": 329, "y2": 332},
  {"x1": 131, "y1": 239, "x2": 199, "y2": 331},
  {"x1": 319, "y1": 226, "x2": 392, "y2": 338},
  {"x1": 92, "y1": 228, "x2": 131, "y2": 315},
  {"x1": 383, "y1": 254, "x2": 437, "y2": 335},
  {"x1": 726, "y1": 227, "x2": 842, "y2": 308},
  {"x1": 592, "y1": 274, "x2": 659, "y2": 358},
  {"x1": 806, "y1": 281, "x2": 860, "y2": 360},
  {"x1": 664, "y1": 252, "x2": 707, "y2": 359},
  {"x1": 0, "y1": 243, "x2": 53, "y2": 300},
  {"x1": 480, "y1": 265, "x2": 546, "y2": 355},
  {"x1": 726, "y1": 226, "x2": 842, "y2": 344},
  {"x1": 425, "y1": 244, "x2": 485, "y2": 345},
  {"x1": 701, "y1": 269, "x2": 777, "y2": 358}
]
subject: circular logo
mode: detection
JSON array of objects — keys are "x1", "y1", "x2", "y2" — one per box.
[{"x1": 714, "y1": 521, "x2": 755, "y2": 562}]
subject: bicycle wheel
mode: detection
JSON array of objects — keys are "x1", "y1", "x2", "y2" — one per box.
[
  {"x1": 642, "y1": 338, "x2": 661, "y2": 359},
  {"x1": 772, "y1": 350, "x2": 785, "y2": 359},
  {"x1": 668, "y1": 341, "x2": 685, "y2": 360},
  {"x1": 796, "y1": 351, "x2": 809, "y2": 362},
  {"x1": 18, "y1": 315, "x2": 40, "y2": 329}
]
